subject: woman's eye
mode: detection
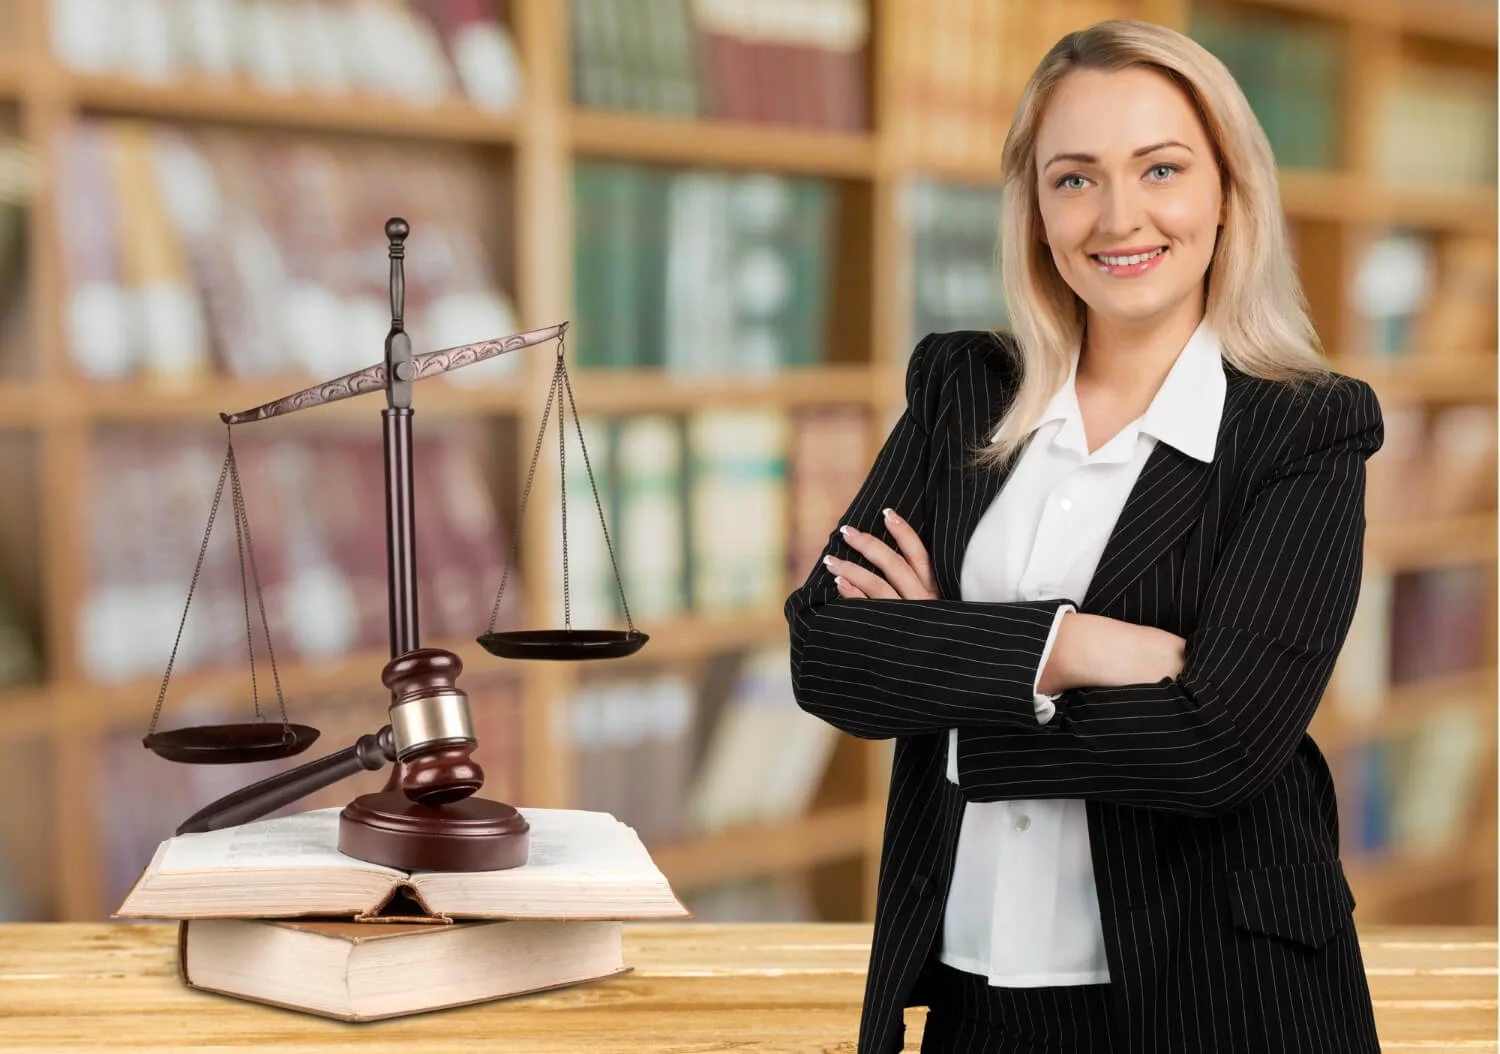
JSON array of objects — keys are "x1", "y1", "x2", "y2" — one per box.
[
  {"x1": 1056, "y1": 174, "x2": 1087, "y2": 190},
  {"x1": 1148, "y1": 163, "x2": 1179, "y2": 180}
]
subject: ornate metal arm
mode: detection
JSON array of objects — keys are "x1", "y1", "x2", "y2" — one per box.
[{"x1": 219, "y1": 322, "x2": 570, "y2": 426}]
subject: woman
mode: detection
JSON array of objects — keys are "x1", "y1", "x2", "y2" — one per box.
[{"x1": 785, "y1": 20, "x2": 1383, "y2": 1054}]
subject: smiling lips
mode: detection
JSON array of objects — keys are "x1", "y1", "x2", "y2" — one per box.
[{"x1": 1091, "y1": 245, "x2": 1168, "y2": 276}]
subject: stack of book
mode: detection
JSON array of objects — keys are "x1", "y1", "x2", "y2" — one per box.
[{"x1": 114, "y1": 806, "x2": 689, "y2": 1021}]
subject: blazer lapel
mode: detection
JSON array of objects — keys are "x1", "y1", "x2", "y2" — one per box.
[
  {"x1": 1078, "y1": 441, "x2": 1214, "y2": 615},
  {"x1": 1081, "y1": 375, "x2": 1248, "y2": 616}
]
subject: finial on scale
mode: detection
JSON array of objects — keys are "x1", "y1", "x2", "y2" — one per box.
[{"x1": 386, "y1": 216, "x2": 412, "y2": 409}]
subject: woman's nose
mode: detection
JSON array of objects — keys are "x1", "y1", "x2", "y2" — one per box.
[{"x1": 1096, "y1": 180, "x2": 1144, "y2": 238}]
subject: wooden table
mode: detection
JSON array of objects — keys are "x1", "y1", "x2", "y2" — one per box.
[{"x1": 0, "y1": 923, "x2": 1493, "y2": 1052}]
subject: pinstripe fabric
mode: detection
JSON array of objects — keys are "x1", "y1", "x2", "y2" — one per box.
[
  {"x1": 919, "y1": 960, "x2": 1114, "y2": 1052},
  {"x1": 785, "y1": 330, "x2": 1385, "y2": 1054}
]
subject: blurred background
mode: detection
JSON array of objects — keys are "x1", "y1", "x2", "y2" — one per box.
[{"x1": 0, "y1": 0, "x2": 1493, "y2": 928}]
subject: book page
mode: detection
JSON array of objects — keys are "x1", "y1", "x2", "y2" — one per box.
[
  {"x1": 155, "y1": 808, "x2": 404, "y2": 876},
  {"x1": 414, "y1": 809, "x2": 660, "y2": 879},
  {"x1": 408, "y1": 809, "x2": 690, "y2": 919}
]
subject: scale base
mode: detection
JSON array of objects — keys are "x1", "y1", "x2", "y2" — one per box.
[{"x1": 338, "y1": 792, "x2": 530, "y2": 872}]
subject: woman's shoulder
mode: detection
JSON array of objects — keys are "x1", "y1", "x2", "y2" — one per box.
[
  {"x1": 1223, "y1": 361, "x2": 1383, "y2": 464},
  {"x1": 904, "y1": 329, "x2": 1019, "y2": 431}
]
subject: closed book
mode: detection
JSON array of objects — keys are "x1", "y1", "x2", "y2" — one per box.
[{"x1": 178, "y1": 916, "x2": 628, "y2": 1021}]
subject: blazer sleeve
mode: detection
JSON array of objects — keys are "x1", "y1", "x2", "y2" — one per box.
[
  {"x1": 784, "y1": 332, "x2": 1074, "y2": 741},
  {"x1": 953, "y1": 375, "x2": 1385, "y2": 817}
]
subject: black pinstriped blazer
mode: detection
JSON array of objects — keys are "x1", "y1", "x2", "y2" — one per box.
[{"x1": 785, "y1": 329, "x2": 1386, "y2": 1054}]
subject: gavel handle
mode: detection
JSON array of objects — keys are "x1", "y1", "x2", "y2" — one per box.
[{"x1": 176, "y1": 727, "x2": 396, "y2": 836}]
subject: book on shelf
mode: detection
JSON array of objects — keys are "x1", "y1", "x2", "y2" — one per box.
[
  {"x1": 49, "y1": 0, "x2": 523, "y2": 112},
  {"x1": 569, "y1": 0, "x2": 868, "y2": 130},
  {"x1": 58, "y1": 117, "x2": 522, "y2": 385},
  {"x1": 572, "y1": 160, "x2": 833, "y2": 376},
  {"x1": 114, "y1": 805, "x2": 690, "y2": 922},
  {"x1": 177, "y1": 916, "x2": 628, "y2": 1022}
]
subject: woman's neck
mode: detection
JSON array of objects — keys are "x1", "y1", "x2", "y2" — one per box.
[{"x1": 1076, "y1": 298, "x2": 1205, "y2": 404}]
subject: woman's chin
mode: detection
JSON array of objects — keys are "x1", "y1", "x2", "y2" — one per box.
[{"x1": 1081, "y1": 288, "x2": 1192, "y2": 329}]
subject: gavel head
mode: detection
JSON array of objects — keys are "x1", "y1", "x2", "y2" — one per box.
[{"x1": 381, "y1": 648, "x2": 484, "y2": 806}]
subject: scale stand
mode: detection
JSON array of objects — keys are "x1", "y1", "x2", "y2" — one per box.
[{"x1": 150, "y1": 218, "x2": 648, "y2": 871}]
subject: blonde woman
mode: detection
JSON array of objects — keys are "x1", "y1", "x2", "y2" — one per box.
[{"x1": 786, "y1": 20, "x2": 1382, "y2": 1054}]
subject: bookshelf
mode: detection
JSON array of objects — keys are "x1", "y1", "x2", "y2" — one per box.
[{"x1": 0, "y1": 0, "x2": 1492, "y2": 928}]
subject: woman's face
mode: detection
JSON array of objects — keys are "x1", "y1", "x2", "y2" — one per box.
[{"x1": 1033, "y1": 66, "x2": 1224, "y2": 331}]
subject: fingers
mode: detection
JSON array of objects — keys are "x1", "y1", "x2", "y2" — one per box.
[
  {"x1": 880, "y1": 508, "x2": 937, "y2": 596},
  {"x1": 825, "y1": 552, "x2": 899, "y2": 599},
  {"x1": 834, "y1": 574, "x2": 869, "y2": 599},
  {"x1": 835, "y1": 524, "x2": 922, "y2": 598}
]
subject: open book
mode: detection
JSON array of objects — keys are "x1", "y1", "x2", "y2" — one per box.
[{"x1": 115, "y1": 807, "x2": 690, "y2": 922}]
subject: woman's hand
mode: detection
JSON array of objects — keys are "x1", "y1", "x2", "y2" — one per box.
[
  {"x1": 1041, "y1": 612, "x2": 1187, "y2": 693},
  {"x1": 824, "y1": 508, "x2": 937, "y2": 600}
]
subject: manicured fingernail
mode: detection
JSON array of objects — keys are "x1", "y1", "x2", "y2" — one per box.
[
  {"x1": 882, "y1": 508, "x2": 895, "y2": 521},
  {"x1": 823, "y1": 555, "x2": 836, "y2": 567},
  {"x1": 834, "y1": 575, "x2": 845, "y2": 587},
  {"x1": 839, "y1": 524, "x2": 856, "y2": 537}
]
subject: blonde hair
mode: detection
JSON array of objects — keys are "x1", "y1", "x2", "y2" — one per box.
[{"x1": 975, "y1": 19, "x2": 1335, "y2": 472}]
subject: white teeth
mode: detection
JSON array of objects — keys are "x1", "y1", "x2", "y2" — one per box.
[{"x1": 1095, "y1": 248, "x2": 1165, "y2": 266}]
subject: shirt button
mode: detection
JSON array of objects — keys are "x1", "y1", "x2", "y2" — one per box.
[
  {"x1": 1059, "y1": 498, "x2": 1073, "y2": 511},
  {"x1": 1015, "y1": 815, "x2": 1031, "y2": 832}
]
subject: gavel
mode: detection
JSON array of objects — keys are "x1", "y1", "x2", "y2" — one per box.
[{"x1": 176, "y1": 648, "x2": 487, "y2": 835}]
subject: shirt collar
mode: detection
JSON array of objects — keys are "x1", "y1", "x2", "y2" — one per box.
[{"x1": 997, "y1": 319, "x2": 1226, "y2": 464}]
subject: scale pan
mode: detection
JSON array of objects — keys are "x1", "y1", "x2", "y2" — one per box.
[
  {"x1": 476, "y1": 628, "x2": 648, "y2": 661},
  {"x1": 143, "y1": 723, "x2": 321, "y2": 764}
]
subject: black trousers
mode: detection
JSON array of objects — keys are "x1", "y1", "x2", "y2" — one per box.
[{"x1": 915, "y1": 958, "x2": 1116, "y2": 1053}]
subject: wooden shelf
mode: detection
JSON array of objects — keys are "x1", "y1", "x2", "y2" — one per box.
[
  {"x1": 0, "y1": 381, "x2": 45, "y2": 427},
  {"x1": 570, "y1": 108, "x2": 879, "y2": 178},
  {"x1": 0, "y1": 684, "x2": 53, "y2": 742},
  {"x1": 1317, "y1": 667, "x2": 1498, "y2": 752},
  {"x1": 1374, "y1": 183, "x2": 1499, "y2": 236},
  {"x1": 1348, "y1": 836, "x2": 1496, "y2": 910},
  {"x1": 1236, "y1": 0, "x2": 1497, "y2": 41},
  {"x1": 650, "y1": 803, "x2": 871, "y2": 893},
  {"x1": 559, "y1": 607, "x2": 790, "y2": 669},
  {"x1": 567, "y1": 364, "x2": 878, "y2": 414},
  {"x1": 52, "y1": 636, "x2": 509, "y2": 737},
  {"x1": 1338, "y1": 353, "x2": 1498, "y2": 403},
  {"x1": 1367, "y1": 514, "x2": 1497, "y2": 571},
  {"x1": 1395, "y1": 1, "x2": 1499, "y2": 45},
  {"x1": 64, "y1": 74, "x2": 520, "y2": 144},
  {"x1": 43, "y1": 606, "x2": 789, "y2": 738},
  {"x1": 0, "y1": 56, "x2": 19, "y2": 102},
  {"x1": 889, "y1": 154, "x2": 1002, "y2": 189},
  {"x1": 0, "y1": 366, "x2": 881, "y2": 426},
  {"x1": 1280, "y1": 169, "x2": 1498, "y2": 233}
]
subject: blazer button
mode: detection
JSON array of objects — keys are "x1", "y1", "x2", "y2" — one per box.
[{"x1": 911, "y1": 874, "x2": 933, "y2": 899}]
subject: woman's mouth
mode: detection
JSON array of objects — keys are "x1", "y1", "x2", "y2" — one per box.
[{"x1": 1090, "y1": 246, "x2": 1168, "y2": 277}]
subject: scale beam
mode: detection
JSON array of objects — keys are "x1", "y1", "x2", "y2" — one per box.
[{"x1": 219, "y1": 322, "x2": 570, "y2": 426}]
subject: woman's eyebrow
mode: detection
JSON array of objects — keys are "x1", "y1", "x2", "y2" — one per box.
[{"x1": 1043, "y1": 140, "x2": 1194, "y2": 169}]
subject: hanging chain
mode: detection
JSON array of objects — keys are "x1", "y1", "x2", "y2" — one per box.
[
  {"x1": 149, "y1": 435, "x2": 233, "y2": 736},
  {"x1": 483, "y1": 333, "x2": 638, "y2": 638},
  {"x1": 227, "y1": 441, "x2": 261, "y2": 721},
  {"x1": 148, "y1": 427, "x2": 289, "y2": 739},
  {"x1": 557, "y1": 337, "x2": 636, "y2": 635},
  {"x1": 228, "y1": 441, "x2": 289, "y2": 733},
  {"x1": 487, "y1": 344, "x2": 561, "y2": 634},
  {"x1": 556, "y1": 349, "x2": 570, "y2": 631}
]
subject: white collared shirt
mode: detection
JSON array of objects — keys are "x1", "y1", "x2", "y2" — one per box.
[{"x1": 939, "y1": 319, "x2": 1227, "y2": 987}]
